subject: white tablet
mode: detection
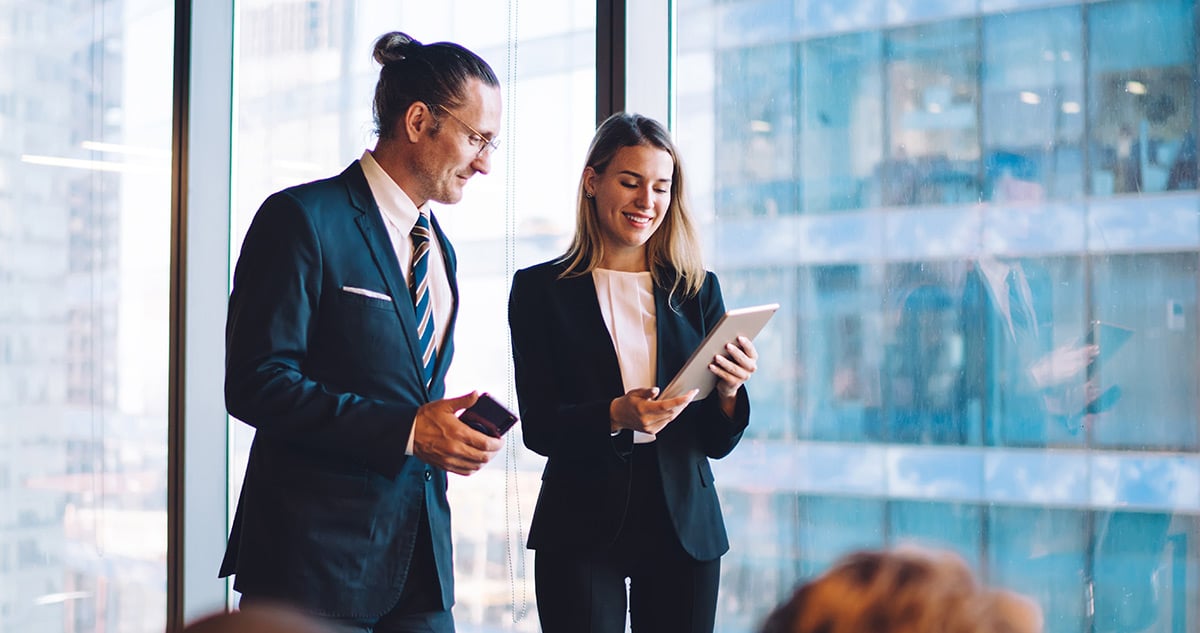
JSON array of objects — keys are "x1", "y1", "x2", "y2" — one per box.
[{"x1": 659, "y1": 303, "x2": 780, "y2": 401}]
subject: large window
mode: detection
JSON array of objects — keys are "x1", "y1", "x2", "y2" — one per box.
[
  {"x1": 678, "y1": 0, "x2": 1200, "y2": 631},
  {"x1": 229, "y1": 1, "x2": 595, "y2": 630},
  {"x1": 0, "y1": 2, "x2": 175, "y2": 631},
  {"x1": 5, "y1": 1, "x2": 1199, "y2": 632}
]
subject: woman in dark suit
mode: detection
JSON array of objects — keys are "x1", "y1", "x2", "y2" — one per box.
[{"x1": 508, "y1": 113, "x2": 758, "y2": 633}]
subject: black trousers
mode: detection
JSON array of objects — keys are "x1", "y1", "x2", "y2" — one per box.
[
  {"x1": 240, "y1": 503, "x2": 453, "y2": 633},
  {"x1": 533, "y1": 443, "x2": 721, "y2": 633}
]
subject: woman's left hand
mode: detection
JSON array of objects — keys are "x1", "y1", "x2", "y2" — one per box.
[{"x1": 710, "y1": 335, "x2": 758, "y2": 399}]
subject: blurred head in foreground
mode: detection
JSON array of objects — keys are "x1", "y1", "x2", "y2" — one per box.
[
  {"x1": 758, "y1": 546, "x2": 1043, "y2": 633},
  {"x1": 181, "y1": 604, "x2": 334, "y2": 633}
]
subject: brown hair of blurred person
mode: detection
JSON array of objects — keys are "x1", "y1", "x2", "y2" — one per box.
[
  {"x1": 973, "y1": 589, "x2": 1045, "y2": 633},
  {"x1": 758, "y1": 547, "x2": 1042, "y2": 633},
  {"x1": 181, "y1": 605, "x2": 334, "y2": 633}
]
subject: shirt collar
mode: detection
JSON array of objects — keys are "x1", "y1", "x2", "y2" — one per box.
[{"x1": 360, "y1": 149, "x2": 426, "y2": 233}]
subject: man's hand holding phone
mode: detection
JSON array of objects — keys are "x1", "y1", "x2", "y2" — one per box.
[
  {"x1": 459, "y1": 392, "x2": 520, "y2": 438},
  {"x1": 412, "y1": 392, "x2": 503, "y2": 476}
]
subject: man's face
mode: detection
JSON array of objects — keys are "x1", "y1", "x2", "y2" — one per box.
[{"x1": 411, "y1": 78, "x2": 502, "y2": 206}]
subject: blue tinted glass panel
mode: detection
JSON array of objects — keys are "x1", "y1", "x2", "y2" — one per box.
[
  {"x1": 677, "y1": 2, "x2": 1200, "y2": 631},
  {"x1": 982, "y1": 7, "x2": 1085, "y2": 202},
  {"x1": 875, "y1": 261, "x2": 973, "y2": 445},
  {"x1": 989, "y1": 507, "x2": 1089, "y2": 633},
  {"x1": 1090, "y1": 253, "x2": 1199, "y2": 449},
  {"x1": 715, "y1": 44, "x2": 797, "y2": 216},
  {"x1": 799, "y1": 264, "x2": 884, "y2": 442},
  {"x1": 716, "y1": 490, "x2": 805, "y2": 630},
  {"x1": 802, "y1": 0, "x2": 886, "y2": 37},
  {"x1": 1088, "y1": 0, "x2": 1197, "y2": 196},
  {"x1": 880, "y1": 19, "x2": 981, "y2": 208},
  {"x1": 799, "y1": 33, "x2": 884, "y2": 213},
  {"x1": 716, "y1": 268, "x2": 796, "y2": 439},
  {"x1": 886, "y1": 0, "x2": 977, "y2": 25},
  {"x1": 1091, "y1": 511, "x2": 1185, "y2": 633},
  {"x1": 796, "y1": 495, "x2": 886, "y2": 577},
  {"x1": 888, "y1": 500, "x2": 982, "y2": 565}
]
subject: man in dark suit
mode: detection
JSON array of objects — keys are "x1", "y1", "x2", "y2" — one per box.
[{"x1": 219, "y1": 32, "x2": 504, "y2": 633}]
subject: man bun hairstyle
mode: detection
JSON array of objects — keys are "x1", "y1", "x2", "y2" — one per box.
[{"x1": 371, "y1": 30, "x2": 499, "y2": 140}]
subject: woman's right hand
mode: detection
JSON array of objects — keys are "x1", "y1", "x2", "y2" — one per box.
[{"x1": 609, "y1": 387, "x2": 698, "y2": 436}]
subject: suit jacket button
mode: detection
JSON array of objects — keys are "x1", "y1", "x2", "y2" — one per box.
[{"x1": 425, "y1": 470, "x2": 432, "y2": 481}]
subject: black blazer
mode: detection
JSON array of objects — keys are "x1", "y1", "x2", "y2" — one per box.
[
  {"x1": 508, "y1": 260, "x2": 750, "y2": 562},
  {"x1": 220, "y1": 161, "x2": 458, "y2": 618}
]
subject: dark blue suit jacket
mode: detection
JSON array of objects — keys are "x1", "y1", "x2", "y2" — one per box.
[
  {"x1": 508, "y1": 260, "x2": 749, "y2": 562},
  {"x1": 220, "y1": 161, "x2": 458, "y2": 618}
]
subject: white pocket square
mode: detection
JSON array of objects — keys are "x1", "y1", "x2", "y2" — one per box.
[{"x1": 341, "y1": 286, "x2": 393, "y2": 302}]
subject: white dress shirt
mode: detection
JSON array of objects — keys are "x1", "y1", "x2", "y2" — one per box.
[
  {"x1": 594, "y1": 269, "x2": 658, "y2": 444},
  {"x1": 360, "y1": 150, "x2": 453, "y2": 454}
]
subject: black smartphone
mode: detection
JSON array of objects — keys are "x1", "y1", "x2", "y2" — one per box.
[{"x1": 459, "y1": 393, "x2": 519, "y2": 438}]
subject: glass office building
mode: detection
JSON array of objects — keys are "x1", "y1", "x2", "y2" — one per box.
[
  {"x1": 1, "y1": 0, "x2": 1197, "y2": 632},
  {"x1": 676, "y1": 0, "x2": 1200, "y2": 631}
]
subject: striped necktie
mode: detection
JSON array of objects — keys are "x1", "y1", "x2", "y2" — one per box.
[{"x1": 410, "y1": 210, "x2": 436, "y2": 386}]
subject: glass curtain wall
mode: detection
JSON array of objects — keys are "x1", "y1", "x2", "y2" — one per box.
[
  {"x1": 229, "y1": 1, "x2": 595, "y2": 630},
  {"x1": 8, "y1": 2, "x2": 1198, "y2": 632},
  {"x1": 0, "y1": 1, "x2": 175, "y2": 632},
  {"x1": 676, "y1": 0, "x2": 1200, "y2": 631}
]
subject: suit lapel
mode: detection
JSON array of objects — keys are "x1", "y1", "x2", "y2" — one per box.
[
  {"x1": 559, "y1": 269, "x2": 626, "y2": 395},
  {"x1": 343, "y1": 162, "x2": 428, "y2": 389},
  {"x1": 654, "y1": 286, "x2": 692, "y2": 389}
]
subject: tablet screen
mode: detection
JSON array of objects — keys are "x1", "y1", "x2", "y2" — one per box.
[{"x1": 659, "y1": 303, "x2": 779, "y2": 401}]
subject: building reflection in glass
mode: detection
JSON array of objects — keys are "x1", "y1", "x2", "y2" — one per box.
[{"x1": 678, "y1": 0, "x2": 1200, "y2": 631}]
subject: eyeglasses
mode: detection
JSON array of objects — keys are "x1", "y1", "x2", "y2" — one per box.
[{"x1": 428, "y1": 103, "x2": 501, "y2": 157}]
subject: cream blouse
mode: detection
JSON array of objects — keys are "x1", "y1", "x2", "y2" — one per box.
[{"x1": 593, "y1": 269, "x2": 659, "y2": 443}]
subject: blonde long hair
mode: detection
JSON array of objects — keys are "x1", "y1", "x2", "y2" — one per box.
[{"x1": 558, "y1": 112, "x2": 705, "y2": 302}]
